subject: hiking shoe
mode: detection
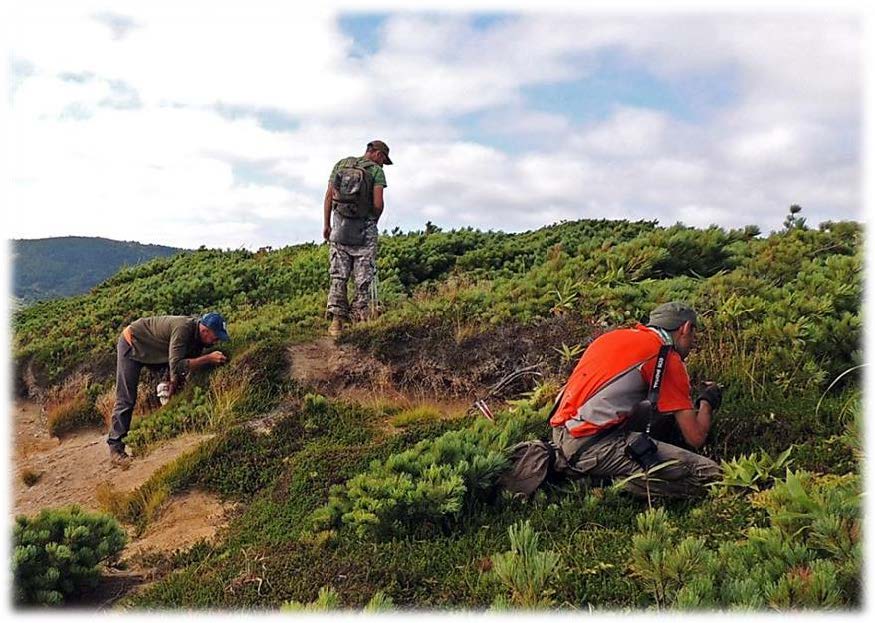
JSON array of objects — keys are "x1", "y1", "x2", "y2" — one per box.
[
  {"x1": 109, "y1": 447, "x2": 132, "y2": 469},
  {"x1": 328, "y1": 317, "x2": 343, "y2": 338}
]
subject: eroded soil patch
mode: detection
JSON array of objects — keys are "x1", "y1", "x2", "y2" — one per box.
[{"x1": 291, "y1": 315, "x2": 594, "y2": 402}]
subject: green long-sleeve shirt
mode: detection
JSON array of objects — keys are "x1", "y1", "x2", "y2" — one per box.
[{"x1": 126, "y1": 316, "x2": 204, "y2": 381}]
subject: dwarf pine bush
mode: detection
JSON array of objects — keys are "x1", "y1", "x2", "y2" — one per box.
[
  {"x1": 490, "y1": 520, "x2": 561, "y2": 609},
  {"x1": 309, "y1": 405, "x2": 543, "y2": 539},
  {"x1": 628, "y1": 470, "x2": 861, "y2": 610},
  {"x1": 13, "y1": 506, "x2": 127, "y2": 606}
]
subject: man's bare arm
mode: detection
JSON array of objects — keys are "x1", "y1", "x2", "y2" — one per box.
[
  {"x1": 674, "y1": 402, "x2": 713, "y2": 449},
  {"x1": 373, "y1": 185, "x2": 384, "y2": 221},
  {"x1": 323, "y1": 182, "x2": 333, "y2": 240}
]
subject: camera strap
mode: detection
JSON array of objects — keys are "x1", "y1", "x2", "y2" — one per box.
[{"x1": 645, "y1": 345, "x2": 672, "y2": 435}]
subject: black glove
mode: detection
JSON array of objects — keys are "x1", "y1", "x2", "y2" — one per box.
[{"x1": 695, "y1": 383, "x2": 723, "y2": 412}]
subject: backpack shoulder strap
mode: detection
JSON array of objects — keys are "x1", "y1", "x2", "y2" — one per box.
[{"x1": 644, "y1": 344, "x2": 672, "y2": 435}]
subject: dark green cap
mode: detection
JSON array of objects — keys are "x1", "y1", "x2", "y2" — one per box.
[
  {"x1": 648, "y1": 301, "x2": 698, "y2": 331},
  {"x1": 367, "y1": 140, "x2": 392, "y2": 165}
]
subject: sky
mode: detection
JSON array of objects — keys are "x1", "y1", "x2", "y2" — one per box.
[{"x1": 4, "y1": 0, "x2": 867, "y2": 250}]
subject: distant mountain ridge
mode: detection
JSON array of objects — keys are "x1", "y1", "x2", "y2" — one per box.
[{"x1": 12, "y1": 236, "x2": 183, "y2": 302}]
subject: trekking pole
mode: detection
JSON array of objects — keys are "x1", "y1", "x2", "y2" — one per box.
[
  {"x1": 369, "y1": 266, "x2": 380, "y2": 319},
  {"x1": 467, "y1": 364, "x2": 543, "y2": 421}
]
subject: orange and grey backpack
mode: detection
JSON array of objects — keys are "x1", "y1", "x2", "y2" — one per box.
[{"x1": 332, "y1": 157, "x2": 377, "y2": 219}]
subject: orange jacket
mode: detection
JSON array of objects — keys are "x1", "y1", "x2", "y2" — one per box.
[{"x1": 550, "y1": 324, "x2": 693, "y2": 437}]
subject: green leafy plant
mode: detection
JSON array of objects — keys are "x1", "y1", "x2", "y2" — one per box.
[
  {"x1": 612, "y1": 459, "x2": 682, "y2": 509},
  {"x1": 712, "y1": 447, "x2": 794, "y2": 493},
  {"x1": 552, "y1": 342, "x2": 584, "y2": 365}
]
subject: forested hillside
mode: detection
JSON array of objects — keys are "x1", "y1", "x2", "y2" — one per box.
[
  {"x1": 11, "y1": 236, "x2": 182, "y2": 302},
  {"x1": 11, "y1": 216, "x2": 862, "y2": 610}
]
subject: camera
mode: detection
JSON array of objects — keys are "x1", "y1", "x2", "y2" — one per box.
[{"x1": 625, "y1": 433, "x2": 660, "y2": 470}]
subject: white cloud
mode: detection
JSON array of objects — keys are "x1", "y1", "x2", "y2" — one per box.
[{"x1": 6, "y1": 5, "x2": 863, "y2": 250}]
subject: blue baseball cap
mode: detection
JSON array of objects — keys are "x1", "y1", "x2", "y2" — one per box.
[{"x1": 200, "y1": 312, "x2": 230, "y2": 341}]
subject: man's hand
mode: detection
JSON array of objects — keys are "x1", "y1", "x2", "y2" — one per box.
[
  {"x1": 207, "y1": 350, "x2": 228, "y2": 365},
  {"x1": 695, "y1": 382, "x2": 723, "y2": 412},
  {"x1": 323, "y1": 225, "x2": 332, "y2": 241}
]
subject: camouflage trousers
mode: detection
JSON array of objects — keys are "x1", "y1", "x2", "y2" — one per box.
[
  {"x1": 552, "y1": 426, "x2": 721, "y2": 499},
  {"x1": 326, "y1": 222, "x2": 378, "y2": 321}
]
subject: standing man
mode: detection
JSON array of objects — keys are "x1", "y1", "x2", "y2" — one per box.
[
  {"x1": 107, "y1": 312, "x2": 230, "y2": 466},
  {"x1": 323, "y1": 140, "x2": 392, "y2": 337},
  {"x1": 549, "y1": 302, "x2": 723, "y2": 498}
]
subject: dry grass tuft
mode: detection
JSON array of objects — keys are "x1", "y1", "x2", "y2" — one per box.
[{"x1": 21, "y1": 468, "x2": 43, "y2": 487}]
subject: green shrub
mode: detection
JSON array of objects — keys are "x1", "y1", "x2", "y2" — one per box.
[
  {"x1": 21, "y1": 469, "x2": 43, "y2": 487},
  {"x1": 13, "y1": 506, "x2": 127, "y2": 606},
  {"x1": 308, "y1": 405, "x2": 543, "y2": 540},
  {"x1": 628, "y1": 470, "x2": 861, "y2": 610}
]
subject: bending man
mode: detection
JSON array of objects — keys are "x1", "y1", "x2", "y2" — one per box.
[{"x1": 107, "y1": 312, "x2": 230, "y2": 465}]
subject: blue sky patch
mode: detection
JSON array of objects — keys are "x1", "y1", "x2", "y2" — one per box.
[
  {"x1": 522, "y1": 51, "x2": 738, "y2": 125},
  {"x1": 213, "y1": 103, "x2": 300, "y2": 133},
  {"x1": 339, "y1": 12, "x2": 511, "y2": 58},
  {"x1": 339, "y1": 14, "x2": 386, "y2": 57},
  {"x1": 523, "y1": 49, "x2": 739, "y2": 125}
]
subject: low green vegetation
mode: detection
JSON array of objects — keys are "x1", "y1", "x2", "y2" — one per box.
[
  {"x1": 389, "y1": 405, "x2": 444, "y2": 428},
  {"x1": 13, "y1": 506, "x2": 127, "y2": 606},
  {"x1": 125, "y1": 386, "x2": 212, "y2": 455},
  {"x1": 11, "y1": 212, "x2": 861, "y2": 610}
]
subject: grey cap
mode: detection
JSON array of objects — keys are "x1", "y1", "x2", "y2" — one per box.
[{"x1": 648, "y1": 301, "x2": 698, "y2": 331}]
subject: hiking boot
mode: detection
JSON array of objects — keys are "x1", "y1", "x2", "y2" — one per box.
[
  {"x1": 328, "y1": 317, "x2": 343, "y2": 338},
  {"x1": 109, "y1": 447, "x2": 132, "y2": 469}
]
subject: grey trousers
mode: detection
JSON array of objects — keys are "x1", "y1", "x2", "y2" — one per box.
[
  {"x1": 552, "y1": 425, "x2": 722, "y2": 498},
  {"x1": 106, "y1": 335, "x2": 171, "y2": 451}
]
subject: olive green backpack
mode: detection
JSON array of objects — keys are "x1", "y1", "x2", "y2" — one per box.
[{"x1": 332, "y1": 157, "x2": 377, "y2": 219}]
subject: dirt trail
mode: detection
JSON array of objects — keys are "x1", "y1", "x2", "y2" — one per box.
[
  {"x1": 12, "y1": 400, "x2": 214, "y2": 518},
  {"x1": 11, "y1": 399, "x2": 236, "y2": 603},
  {"x1": 288, "y1": 337, "x2": 398, "y2": 396}
]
